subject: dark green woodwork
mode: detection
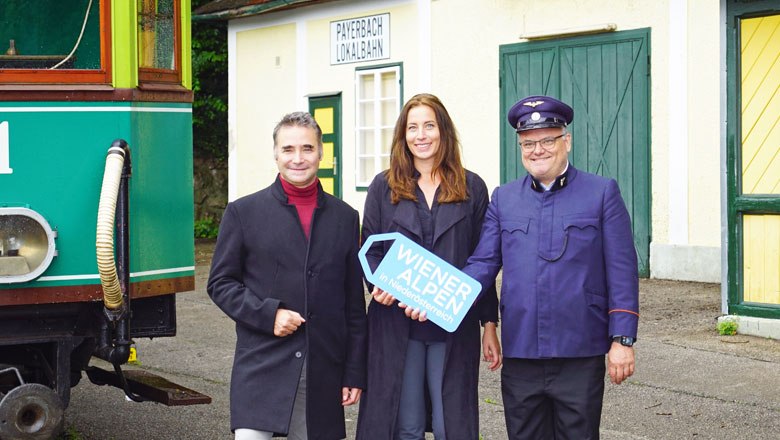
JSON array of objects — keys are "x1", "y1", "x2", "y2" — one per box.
[
  {"x1": 726, "y1": 0, "x2": 780, "y2": 319},
  {"x1": 499, "y1": 28, "x2": 651, "y2": 277},
  {"x1": 729, "y1": 303, "x2": 780, "y2": 320},
  {"x1": 309, "y1": 94, "x2": 343, "y2": 198},
  {"x1": 734, "y1": 198, "x2": 780, "y2": 212},
  {"x1": 0, "y1": 0, "x2": 101, "y2": 69}
]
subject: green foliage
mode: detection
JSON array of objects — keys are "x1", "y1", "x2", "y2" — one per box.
[
  {"x1": 56, "y1": 425, "x2": 83, "y2": 440},
  {"x1": 194, "y1": 217, "x2": 220, "y2": 239},
  {"x1": 717, "y1": 319, "x2": 738, "y2": 336},
  {"x1": 192, "y1": 0, "x2": 228, "y2": 161}
]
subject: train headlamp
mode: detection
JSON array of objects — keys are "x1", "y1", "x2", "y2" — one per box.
[{"x1": 0, "y1": 208, "x2": 58, "y2": 283}]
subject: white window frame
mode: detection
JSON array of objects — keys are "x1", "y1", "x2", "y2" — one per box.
[{"x1": 355, "y1": 65, "x2": 402, "y2": 187}]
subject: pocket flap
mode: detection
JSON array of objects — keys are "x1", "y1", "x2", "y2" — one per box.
[
  {"x1": 501, "y1": 218, "x2": 530, "y2": 234},
  {"x1": 563, "y1": 216, "x2": 599, "y2": 230}
]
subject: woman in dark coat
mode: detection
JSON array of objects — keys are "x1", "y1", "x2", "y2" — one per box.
[{"x1": 356, "y1": 93, "x2": 501, "y2": 440}]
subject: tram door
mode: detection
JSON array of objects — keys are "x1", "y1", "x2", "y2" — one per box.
[{"x1": 310, "y1": 94, "x2": 342, "y2": 197}]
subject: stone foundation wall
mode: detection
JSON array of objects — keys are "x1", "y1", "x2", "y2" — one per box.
[{"x1": 193, "y1": 157, "x2": 228, "y2": 222}]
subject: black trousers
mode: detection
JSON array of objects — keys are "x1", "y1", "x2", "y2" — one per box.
[{"x1": 501, "y1": 356, "x2": 606, "y2": 440}]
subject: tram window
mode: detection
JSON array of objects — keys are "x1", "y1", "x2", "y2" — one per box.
[
  {"x1": 138, "y1": 0, "x2": 181, "y2": 84},
  {"x1": 0, "y1": 0, "x2": 110, "y2": 83}
]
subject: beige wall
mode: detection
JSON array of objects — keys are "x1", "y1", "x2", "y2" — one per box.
[
  {"x1": 686, "y1": 0, "x2": 722, "y2": 248},
  {"x1": 227, "y1": 0, "x2": 725, "y2": 281},
  {"x1": 233, "y1": 23, "x2": 298, "y2": 198}
]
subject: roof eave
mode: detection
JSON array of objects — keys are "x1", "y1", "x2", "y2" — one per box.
[{"x1": 193, "y1": 0, "x2": 325, "y2": 22}]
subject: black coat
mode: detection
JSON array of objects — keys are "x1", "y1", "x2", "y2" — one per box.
[
  {"x1": 207, "y1": 177, "x2": 367, "y2": 439},
  {"x1": 355, "y1": 170, "x2": 498, "y2": 439}
]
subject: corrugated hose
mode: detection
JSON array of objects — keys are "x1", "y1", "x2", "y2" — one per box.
[{"x1": 96, "y1": 146, "x2": 125, "y2": 310}]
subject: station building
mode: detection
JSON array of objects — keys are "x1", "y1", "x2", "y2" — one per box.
[{"x1": 194, "y1": 0, "x2": 780, "y2": 336}]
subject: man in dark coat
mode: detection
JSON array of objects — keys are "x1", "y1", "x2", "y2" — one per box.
[
  {"x1": 464, "y1": 95, "x2": 639, "y2": 439},
  {"x1": 208, "y1": 112, "x2": 367, "y2": 440}
]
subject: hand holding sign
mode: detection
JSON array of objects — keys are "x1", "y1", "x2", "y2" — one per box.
[
  {"x1": 398, "y1": 301, "x2": 428, "y2": 322},
  {"x1": 359, "y1": 233, "x2": 482, "y2": 332},
  {"x1": 370, "y1": 286, "x2": 397, "y2": 306},
  {"x1": 370, "y1": 286, "x2": 428, "y2": 322}
]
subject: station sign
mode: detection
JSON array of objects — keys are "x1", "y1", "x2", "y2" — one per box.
[{"x1": 331, "y1": 13, "x2": 390, "y2": 65}]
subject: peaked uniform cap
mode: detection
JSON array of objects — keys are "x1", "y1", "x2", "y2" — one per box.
[{"x1": 508, "y1": 95, "x2": 574, "y2": 132}]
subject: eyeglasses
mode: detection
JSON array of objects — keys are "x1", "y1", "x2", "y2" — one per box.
[{"x1": 519, "y1": 133, "x2": 566, "y2": 152}]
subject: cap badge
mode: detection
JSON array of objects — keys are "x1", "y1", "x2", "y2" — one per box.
[
  {"x1": 531, "y1": 112, "x2": 541, "y2": 121},
  {"x1": 523, "y1": 100, "x2": 545, "y2": 108}
]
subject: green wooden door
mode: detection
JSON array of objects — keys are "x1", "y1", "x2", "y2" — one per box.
[
  {"x1": 309, "y1": 95, "x2": 342, "y2": 198},
  {"x1": 727, "y1": 0, "x2": 780, "y2": 319},
  {"x1": 500, "y1": 28, "x2": 651, "y2": 277}
]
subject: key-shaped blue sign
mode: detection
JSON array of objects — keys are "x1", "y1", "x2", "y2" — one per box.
[{"x1": 359, "y1": 232, "x2": 482, "y2": 332}]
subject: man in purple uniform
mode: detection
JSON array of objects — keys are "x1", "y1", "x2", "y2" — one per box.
[{"x1": 463, "y1": 95, "x2": 639, "y2": 439}]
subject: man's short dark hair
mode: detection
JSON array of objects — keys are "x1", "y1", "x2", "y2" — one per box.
[{"x1": 272, "y1": 112, "x2": 323, "y2": 149}]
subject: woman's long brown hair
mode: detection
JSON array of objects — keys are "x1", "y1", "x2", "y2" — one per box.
[{"x1": 387, "y1": 93, "x2": 468, "y2": 204}]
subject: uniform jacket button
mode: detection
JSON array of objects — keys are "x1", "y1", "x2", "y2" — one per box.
[{"x1": 295, "y1": 351, "x2": 302, "y2": 358}]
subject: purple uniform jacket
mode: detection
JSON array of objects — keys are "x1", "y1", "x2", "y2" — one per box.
[{"x1": 464, "y1": 165, "x2": 639, "y2": 359}]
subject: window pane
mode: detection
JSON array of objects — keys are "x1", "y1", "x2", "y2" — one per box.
[
  {"x1": 380, "y1": 155, "x2": 390, "y2": 171},
  {"x1": 359, "y1": 102, "x2": 375, "y2": 127},
  {"x1": 380, "y1": 71, "x2": 397, "y2": 97},
  {"x1": 381, "y1": 128, "x2": 393, "y2": 155},
  {"x1": 139, "y1": 0, "x2": 175, "y2": 70},
  {"x1": 359, "y1": 157, "x2": 375, "y2": 184},
  {"x1": 381, "y1": 99, "x2": 397, "y2": 126},
  {"x1": 359, "y1": 130, "x2": 375, "y2": 155},
  {"x1": 360, "y1": 73, "x2": 375, "y2": 100},
  {"x1": 0, "y1": 0, "x2": 102, "y2": 69}
]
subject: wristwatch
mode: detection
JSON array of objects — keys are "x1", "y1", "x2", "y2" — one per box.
[{"x1": 612, "y1": 335, "x2": 636, "y2": 347}]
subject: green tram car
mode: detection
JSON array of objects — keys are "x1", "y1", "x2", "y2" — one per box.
[{"x1": 0, "y1": 1, "x2": 209, "y2": 437}]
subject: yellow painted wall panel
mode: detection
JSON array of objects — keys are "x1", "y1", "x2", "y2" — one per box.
[
  {"x1": 743, "y1": 123, "x2": 780, "y2": 194},
  {"x1": 741, "y1": 57, "x2": 780, "y2": 134},
  {"x1": 320, "y1": 178, "x2": 334, "y2": 195},
  {"x1": 741, "y1": 15, "x2": 780, "y2": 195},
  {"x1": 740, "y1": 18, "x2": 779, "y2": 106},
  {"x1": 314, "y1": 108, "x2": 334, "y2": 134},
  {"x1": 743, "y1": 215, "x2": 780, "y2": 304},
  {"x1": 320, "y1": 142, "x2": 334, "y2": 168}
]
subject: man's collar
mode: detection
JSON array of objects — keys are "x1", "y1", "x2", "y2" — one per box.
[{"x1": 530, "y1": 163, "x2": 571, "y2": 193}]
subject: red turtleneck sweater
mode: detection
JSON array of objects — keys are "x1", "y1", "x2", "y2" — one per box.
[{"x1": 280, "y1": 177, "x2": 319, "y2": 240}]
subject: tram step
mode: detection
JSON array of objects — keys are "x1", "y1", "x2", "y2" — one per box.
[{"x1": 86, "y1": 366, "x2": 212, "y2": 406}]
